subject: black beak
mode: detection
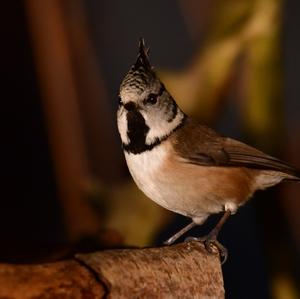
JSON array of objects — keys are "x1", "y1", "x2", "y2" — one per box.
[{"x1": 124, "y1": 101, "x2": 137, "y2": 111}]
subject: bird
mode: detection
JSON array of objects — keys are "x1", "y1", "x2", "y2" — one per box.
[{"x1": 117, "y1": 38, "x2": 300, "y2": 262}]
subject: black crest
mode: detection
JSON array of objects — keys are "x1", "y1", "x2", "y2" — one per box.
[
  {"x1": 120, "y1": 38, "x2": 156, "y2": 93},
  {"x1": 133, "y1": 38, "x2": 152, "y2": 71}
]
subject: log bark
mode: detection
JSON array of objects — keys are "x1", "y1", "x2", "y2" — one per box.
[{"x1": 0, "y1": 242, "x2": 224, "y2": 299}]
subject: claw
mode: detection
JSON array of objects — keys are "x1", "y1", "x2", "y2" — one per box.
[
  {"x1": 184, "y1": 236, "x2": 199, "y2": 242},
  {"x1": 205, "y1": 239, "x2": 228, "y2": 264},
  {"x1": 164, "y1": 211, "x2": 231, "y2": 265},
  {"x1": 184, "y1": 235, "x2": 228, "y2": 264}
]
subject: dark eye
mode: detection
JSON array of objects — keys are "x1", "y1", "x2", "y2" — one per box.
[{"x1": 145, "y1": 93, "x2": 158, "y2": 105}]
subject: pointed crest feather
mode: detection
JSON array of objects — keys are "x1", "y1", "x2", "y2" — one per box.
[
  {"x1": 120, "y1": 38, "x2": 156, "y2": 94},
  {"x1": 133, "y1": 38, "x2": 151, "y2": 70}
]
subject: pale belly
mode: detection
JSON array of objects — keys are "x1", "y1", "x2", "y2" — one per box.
[{"x1": 124, "y1": 144, "x2": 229, "y2": 220}]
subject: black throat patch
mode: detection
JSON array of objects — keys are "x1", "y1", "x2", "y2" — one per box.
[
  {"x1": 124, "y1": 110, "x2": 150, "y2": 154},
  {"x1": 123, "y1": 110, "x2": 186, "y2": 155}
]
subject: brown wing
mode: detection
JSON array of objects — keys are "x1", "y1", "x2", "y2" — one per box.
[{"x1": 172, "y1": 118, "x2": 300, "y2": 180}]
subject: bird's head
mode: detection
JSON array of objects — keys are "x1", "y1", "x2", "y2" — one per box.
[{"x1": 117, "y1": 39, "x2": 185, "y2": 154}]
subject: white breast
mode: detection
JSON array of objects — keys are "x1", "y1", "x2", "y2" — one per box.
[
  {"x1": 124, "y1": 143, "x2": 225, "y2": 221},
  {"x1": 124, "y1": 145, "x2": 168, "y2": 204}
]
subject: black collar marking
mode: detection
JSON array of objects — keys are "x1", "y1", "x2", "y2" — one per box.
[
  {"x1": 158, "y1": 84, "x2": 177, "y2": 123},
  {"x1": 167, "y1": 98, "x2": 178, "y2": 123},
  {"x1": 158, "y1": 84, "x2": 165, "y2": 96},
  {"x1": 123, "y1": 112, "x2": 187, "y2": 154}
]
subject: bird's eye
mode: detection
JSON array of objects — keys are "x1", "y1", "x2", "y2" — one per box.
[{"x1": 145, "y1": 93, "x2": 158, "y2": 105}]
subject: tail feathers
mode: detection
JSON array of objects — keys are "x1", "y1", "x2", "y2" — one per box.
[
  {"x1": 283, "y1": 169, "x2": 300, "y2": 182},
  {"x1": 285, "y1": 177, "x2": 300, "y2": 182}
]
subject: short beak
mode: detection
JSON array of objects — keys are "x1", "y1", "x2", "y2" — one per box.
[{"x1": 124, "y1": 101, "x2": 137, "y2": 111}]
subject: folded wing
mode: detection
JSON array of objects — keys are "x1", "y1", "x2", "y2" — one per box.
[{"x1": 173, "y1": 120, "x2": 300, "y2": 180}]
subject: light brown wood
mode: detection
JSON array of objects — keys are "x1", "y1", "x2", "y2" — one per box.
[{"x1": 0, "y1": 242, "x2": 224, "y2": 299}]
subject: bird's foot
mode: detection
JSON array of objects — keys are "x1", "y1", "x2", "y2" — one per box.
[{"x1": 185, "y1": 233, "x2": 228, "y2": 264}]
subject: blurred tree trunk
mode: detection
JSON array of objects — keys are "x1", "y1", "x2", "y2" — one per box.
[
  {"x1": 62, "y1": 0, "x2": 122, "y2": 184},
  {"x1": 25, "y1": 0, "x2": 101, "y2": 241}
]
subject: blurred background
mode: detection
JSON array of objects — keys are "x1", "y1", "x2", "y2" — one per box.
[{"x1": 1, "y1": 0, "x2": 300, "y2": 298}]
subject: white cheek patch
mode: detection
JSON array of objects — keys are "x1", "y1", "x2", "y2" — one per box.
[
  {"x1": 143, "y1": 109, "x2": 185, "y2": 145},
  {"x1": 117, "y1": 108, "x2": 129, "y2": 144}
]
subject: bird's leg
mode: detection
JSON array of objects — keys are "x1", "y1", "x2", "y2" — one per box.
[
  {"x1": 163, "y1": 221, "x2": 196, "y2": 245},
  {"x1": 185, "y1": 210, "x2": 231, "y2": 264}
]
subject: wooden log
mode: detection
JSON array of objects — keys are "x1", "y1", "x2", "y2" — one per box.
[
  {"x1": 0, "y1": 260, "x2": 105, "y2": 298},
  {"x1": 0, "y1": 242, "x2": 224, "y2": 298}
]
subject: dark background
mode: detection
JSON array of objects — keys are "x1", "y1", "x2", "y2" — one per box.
[{"x1": 1, "y1": 1, "x2": 300, "y2": 298}]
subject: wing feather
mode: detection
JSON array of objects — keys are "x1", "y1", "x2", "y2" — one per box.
[{"x1": 172, "y1": 119, "x2": 300, "y2": 180}]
